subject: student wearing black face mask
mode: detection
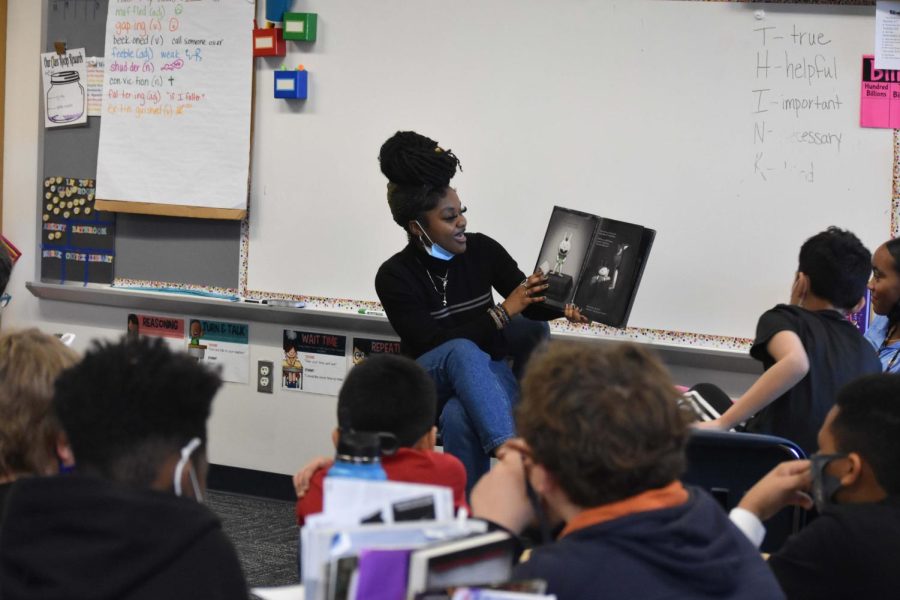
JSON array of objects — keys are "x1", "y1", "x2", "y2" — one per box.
[
  {"x1": 728, "y1": 373, "x2": 900, "y2": 599},
  {"x1": 471, "y1": 342, "x2": 782, "y2": 600}
]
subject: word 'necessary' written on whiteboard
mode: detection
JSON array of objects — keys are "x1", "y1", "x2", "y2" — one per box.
[{"x1": 96, "y1": 0, "x2": 254, "y2": 211}]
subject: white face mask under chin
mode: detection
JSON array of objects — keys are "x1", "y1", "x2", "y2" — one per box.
[{"x1": 174, "y1": 436, "x2": 204, "y2": 502}]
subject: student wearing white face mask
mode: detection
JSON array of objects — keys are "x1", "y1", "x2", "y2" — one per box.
[
  {"x1": 374, "y1": 131, "x2": 588, "y2": 492},
  {"x1": 728, "y1": 373, "x2": 900, "y2": 600},
  {"x1": 0, "y1": 336, "x2": 248, "y2": 600}
]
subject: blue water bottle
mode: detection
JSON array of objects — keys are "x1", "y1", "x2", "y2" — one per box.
[{"x1": 326, "y1": 430, "x2": 388, "y2": 481}]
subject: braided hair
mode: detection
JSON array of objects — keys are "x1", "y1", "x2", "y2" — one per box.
[{"x1": 378, "y1": 131, "x2": 462, "y2": 232}]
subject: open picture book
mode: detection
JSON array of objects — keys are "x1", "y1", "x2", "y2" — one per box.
[{"x1": 533, "y1": 206, "x2": 656, "y2": 328}]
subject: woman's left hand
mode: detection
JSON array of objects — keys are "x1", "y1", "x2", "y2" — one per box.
[
  {"x1": 502, "y1": 270, "x2": 549, "y2": 317},
  {"x1": 564, "y1": 303, "x2": 590, "y2": 324}
]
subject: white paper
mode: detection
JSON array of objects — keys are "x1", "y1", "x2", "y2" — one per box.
[
  {"x1": 40, "y1": 48, "x2": 88, "y2": 128},
  {"x1": 876, "y1": 1, "x2": 900, "y2": 69},
  {"x1": 86, "y1": 57, "x2": 105, "y2": 116},
  {"x1": 301, "y1": 517, "x2": 484, "y2": 600},
  {"x1": 322, "y1": 478, "x2": 455, "y2": 526},
  {"x1": 250, "y1": 585, "x2": 305, "y2": 600},
  {"x1": 96, "y1": 0, "x2": 253, "y2": 209}
]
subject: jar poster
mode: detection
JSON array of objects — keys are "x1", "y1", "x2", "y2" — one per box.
[{"x1": 40, "y1": 48, "x2": 88, "y2": 128}]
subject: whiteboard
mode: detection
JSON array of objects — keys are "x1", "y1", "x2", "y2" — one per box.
[
  {"x1": 96, "y1": 0, "x2": 254, "y2": 211},
  {"x1": 247, "y1": 1, "x2": 892, "y2": 340}
]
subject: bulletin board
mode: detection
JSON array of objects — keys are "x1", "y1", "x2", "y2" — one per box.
[{"x1": 41, "y1": 0, "x2": 241, "y2": 288}]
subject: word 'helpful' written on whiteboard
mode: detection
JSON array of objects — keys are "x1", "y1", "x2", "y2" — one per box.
[{"x1": 751, "y1": 23, "x2": 846, "y2": 184}]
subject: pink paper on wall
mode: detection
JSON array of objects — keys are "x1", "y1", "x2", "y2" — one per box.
[{"x1": 860, "y1": 55, "x2": 900, "y2": 128}]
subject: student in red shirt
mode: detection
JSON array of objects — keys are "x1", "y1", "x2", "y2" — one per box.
[{"x1": 294, "y1": 353, "x2": 468, "y2": 525}]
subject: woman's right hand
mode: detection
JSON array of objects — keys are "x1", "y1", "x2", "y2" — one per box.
[{"x1": 502, "y1": 270, "x2": 549, "y2": 317}]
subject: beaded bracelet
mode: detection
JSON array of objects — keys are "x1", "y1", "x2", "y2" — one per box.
[
  {"x1": 496, "y1": 303, "x2": 511, "y2": 325},
  {"x1": 487, "y1": 305, "x2": 506, "y2": 330}
]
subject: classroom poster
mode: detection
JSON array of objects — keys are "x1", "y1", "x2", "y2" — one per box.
[
  {"x1": 876, "y1": 2, "x2": 900, "y2": 70},
  {"x1": 86, "y1": 57, "x2": 105, "y2": 116},
  {"x1": 349, "y1": 337, "x2": 401, "y2": 368},
  {"x1": 96, "y1": 0, "x2": 254, "y2": 210},
  {"x1": 131, "y1": 314, "x2": 185, "y2": 352},
  {"x1": 40, "y1": 47, "x2": 88, "y2": 128},
  {"x1": 39, "y1": 177, "x2": 115, "y2": 285},
  {"x1": 283, "y1": 330, "x2": 347, "y2": 396},
  {"x1": 187, "y1": 319, "x2": 250, "y2": 384},
  {"x1": 860, "y1": 55, "x2": 900, "y2": 128}
]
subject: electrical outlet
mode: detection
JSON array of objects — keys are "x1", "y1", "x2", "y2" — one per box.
[{"x1": 257, "y1": 360, "x2": 274, "y2": 393}]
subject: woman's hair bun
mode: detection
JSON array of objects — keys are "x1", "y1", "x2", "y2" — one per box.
[{"x1": 379, "y1": 131, "x2": 461, "y2": 187}]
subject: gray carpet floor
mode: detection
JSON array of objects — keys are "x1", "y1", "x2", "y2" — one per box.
[{"x1": 207, "y1": 490, "x2": 300, "y2": 588}]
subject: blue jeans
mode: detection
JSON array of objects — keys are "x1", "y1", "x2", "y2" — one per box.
[{"x1": 417, "y1": 317, "x2": 549, "y2": 493}]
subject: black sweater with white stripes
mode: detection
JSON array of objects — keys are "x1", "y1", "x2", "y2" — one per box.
[{"x1": 375, "y1": 233, "x2": 558, "y2": 360}]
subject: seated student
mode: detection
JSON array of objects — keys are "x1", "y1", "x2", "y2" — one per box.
[
  {"x1": 295, "y1": 353, "x2": 468, "y2": 525},
  {"x1": 729, "y1": 373, "x2": 900, "y2": 599},
  {"x1": 698, "y1": 227, "x2": 880, "y2": 454},
  {"x1": 864, "y1": 238, "x2": 900, "y2": 372},
  {"x1": 0, "y1": 337, "x2": 248, "y2": 600},
  {"x1": 471, "y1": 342, "x2": 783, "y2": 600},
  {"x1": 0, "y1": 329, "x2": 78, "y2": 518}
]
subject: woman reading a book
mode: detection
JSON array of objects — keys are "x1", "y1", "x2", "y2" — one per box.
[{"x1": 374, "y1": 131, "x2": 588, "y2": 490}]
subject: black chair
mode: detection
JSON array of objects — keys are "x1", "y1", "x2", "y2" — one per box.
[{"x1": 683, "y1": 429, "x2": 807, "y2": 553}]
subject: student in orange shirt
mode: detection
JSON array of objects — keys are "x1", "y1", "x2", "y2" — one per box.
[{"x1": 472, "y1": 342, "x2": 782, "y2": 600}]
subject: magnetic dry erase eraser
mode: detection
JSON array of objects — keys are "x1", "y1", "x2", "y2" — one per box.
[
  {"x1": 253, "y1": 26, "x2": 287, "y2": 58},
  {"x1": 274, "y1": 67, "x2": 308, "y2": 100},
  {"x1": 283, "y1": 13, "x2": 317, "y2": 42}
]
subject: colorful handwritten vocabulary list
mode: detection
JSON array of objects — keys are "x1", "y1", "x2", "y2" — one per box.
[{"x1": 96, "y1": 0, "x2": 254, "y2": 210}]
